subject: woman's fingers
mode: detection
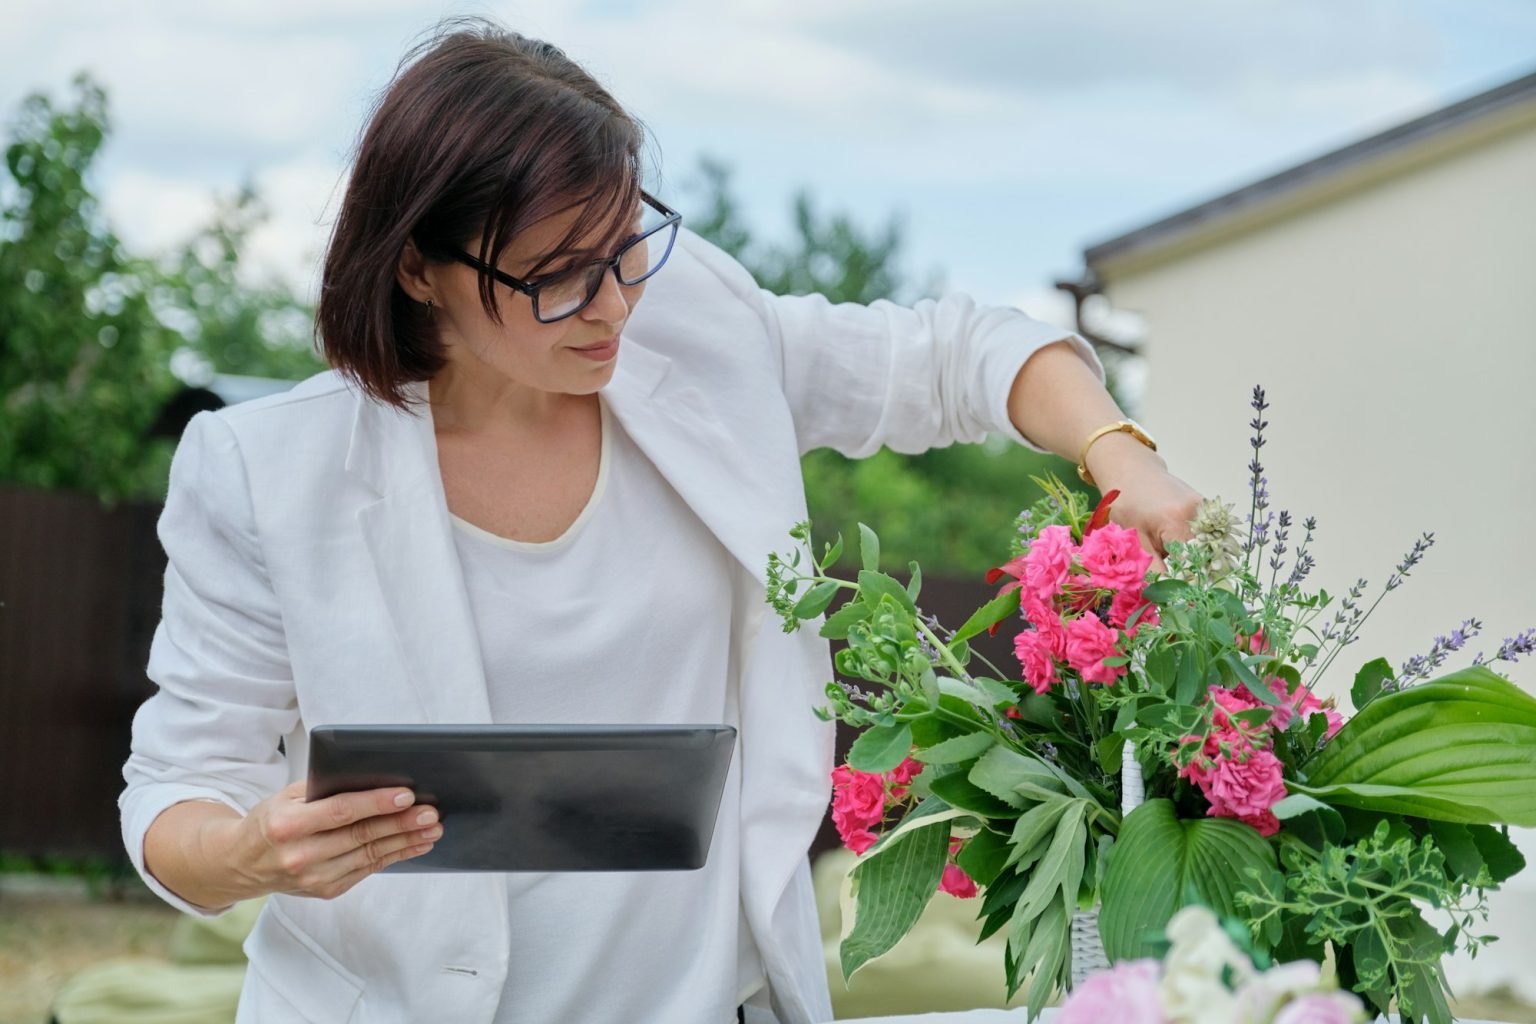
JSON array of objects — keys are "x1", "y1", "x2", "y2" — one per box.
[
  {"x1": 303, "y1": 804, "x2": 440, "y2": 864},
  {"x1": 308, "y1": 838, "x2": 438, "y2": 900}
]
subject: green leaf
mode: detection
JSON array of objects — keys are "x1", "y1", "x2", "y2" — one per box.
[
  {"x1": 791, "y1": 581, "x2": 839, "y2": 619},
  {"x1": 1095, "y1": 734, "x2": 1125, "y2": 775},
  {"x1": 858, "y1": 522, "x2": 880, "y2": 573},
  {"x1": 929, "y1": 773, "x2": 1020, "y2": 818},
  {"x1": 858, "y1": 570, "x2": 917, "y2": 614},
  {"x1": 1099, "y1": 799, "x2": 1278, "y2": 960},
  {"x1": 1142, "y1": 578, "x2": 1192, "y2": 604},
  {"x1": 819, "y1": 533, "x2": 844, "y2": 570},
  {"x1": 1351, "y1": 657, "x2": 1395, "y2": 712},
  {"x1": 1466, "y1": 825, "x2": 1526, "y2": 883},
  {"x1": 1300, "y1": 667, "x2": 1536, "y2": 826},
  {"x1": 848, "y1": 722, "x2": 913, "y2": 774},
  {"x1": 906, "y1": 561, "x2": 923, "y2": 602},
  {"x1": 955, "y1": 826, "x2": 1013, "y2": 888},
  {"x1": 819, "y1": 600, "x2": 867, "y2": 640},
  {"x1": 1005, "y1": 800, "x2": 1071, "y2": 870},
  {"x1": 951, "y1": 588, "x2": 1021, "y2": 646},
  {"x1": 1175, "y1": 649, "x2": 1202, "y2": 705},
  {"x1": 914, "y1": 731, "x2": 995, "y2": 765},
  {"x1": 1271, "y1": 793, "x2": 1345, "y2": 849},
  {"x1": 970, "y1": 746, "x2": 1059, "y2": 809},
  {"x1": 1223, "y1": 651, "x2": 1282, "y2": 705},
  {"x1": 840, "y1": 816, "x2": 950, "y2": 980},
  {"x1": 1425, "y1": 820, "x2": 1485, "y2": 882}
]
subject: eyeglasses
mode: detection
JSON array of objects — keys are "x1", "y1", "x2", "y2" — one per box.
[{"x1": 450, "y1": 191, "x2": 681, "y2": 324}]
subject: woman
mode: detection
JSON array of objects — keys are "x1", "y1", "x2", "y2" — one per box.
[{"x1": 121, "y1": 19, "x2": 1202, "y2": 1024}]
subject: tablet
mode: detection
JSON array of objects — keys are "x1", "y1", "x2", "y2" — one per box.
[{"x1": 306, "y1": 724, "x2": 737, "y2": 872}]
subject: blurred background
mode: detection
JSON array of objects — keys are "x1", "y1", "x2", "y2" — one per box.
[{"x1": 2, "y1": 1, "x2": 1534, "y2": 1021}]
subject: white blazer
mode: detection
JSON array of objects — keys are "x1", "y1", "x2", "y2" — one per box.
[{"x1": 120, "y1": 229, "x2": 1100, "y2": 1024}]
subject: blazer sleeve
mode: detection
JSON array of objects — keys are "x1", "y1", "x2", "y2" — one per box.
[
  {"x1": 120, "y1": 411, "x2": 299, "y2": 917},
  {"x1": 679, "y1": 230, "x2": 1105, "y2": 457}
]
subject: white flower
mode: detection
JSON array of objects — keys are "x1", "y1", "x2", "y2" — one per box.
[
  {"x1": 1159, "y1": 906, "x2": 1254, "y2": 1024},
  {"x1": 1232, "y1": 960, "x2": 1323, "y2": 1023},
  {"x1": 1187, "y1": 497, "x2": 1246, "y2": 578}
]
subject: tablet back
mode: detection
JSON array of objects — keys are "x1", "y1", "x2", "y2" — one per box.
[{"x1": 306, "y1": 724, "x2": 736, "y2": 872}]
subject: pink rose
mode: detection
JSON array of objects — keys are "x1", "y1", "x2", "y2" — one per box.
[
  {"x1": 1078, "y1": 522, "x2": 1153, "y2": 594},
  {"x1": 887, "y1": 756, "x2": 923, "y2": 800},
  {"x1": 1059, "y1": 959, "x2": 1167, "y2": 1024},
  {"x1": 1065, "y1": 613, "x2": 1126, "y2": 685},
  {"x1": 1272, "y1": 992, "x2": 1366, "y2": 1024},
  {"x1": 1021, "y1": 525, "x2": 1077, "y2": 605},
  {"x1": 842, "y1": 827, "x2": 878, "y2": 855},
  {"x1": 1202, "y1": 747, "x2": 1287, "y2": 836},
  {"x1": 938, "y1": 862, "x2": 978, "y2": 898},
  {"x1": 1109, "y1": 588, "x2": 1160, "y2": 636},
  {"x1": 1014, "y1": 628, "x2": 1060, "y2": 694},
  {"x1": 831, "y1": 764, "x2": 888, "y2": 849}
]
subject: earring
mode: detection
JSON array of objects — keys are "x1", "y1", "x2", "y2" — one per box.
[{"x1": 425, "y1": 298, "x2": 435, "y2": 320}]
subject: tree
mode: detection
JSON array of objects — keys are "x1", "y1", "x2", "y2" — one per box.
[
  {"x1": 0, "y1": 75, "x2": 324, "y2": 503},
  {"x1": 0, "y1": 75, "x2": 181, "y2": 501},
  {"x1": 682, "y1": 159, "x2": 1095, "y2": 575}
]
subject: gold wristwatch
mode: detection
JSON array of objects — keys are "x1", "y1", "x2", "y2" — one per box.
[{"x1": 1076, "y1": 420, "x2": 1158, "y2": 487}]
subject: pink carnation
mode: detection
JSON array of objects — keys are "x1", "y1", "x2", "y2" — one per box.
[
  {"x1": 1078, "y1": 522, "x2": 1153, "y2": 594},
  {"x1": 1014, "y1": 628, "x2": 1060, "y2": 694},
  {"x1": 938, "y1": 862, "x2": 978, "y2": 899},
  {"x1": 1020, "y1": 525, "x2": 1077, "y2": 605},
  {"x1": 1064, "y1": 613, "x2": 1126, "y2": 685},
  {"x1": 1059, "y1": 959, "x2": 1167, "y2": 1024},
  {"x1": 1266, "y1": 677, "x2": 1344, "y2": 738},
  {"x1": 1201, "y1": 747, "x2": 1287, "y2": 836}
]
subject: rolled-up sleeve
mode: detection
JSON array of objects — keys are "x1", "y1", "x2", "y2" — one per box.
[
  {"x1": 679, "y1": 231, "x2": 1104, "y2": 457},
  {"x1": 120, "y1": 411, "x2": 298, "y2": 916}
]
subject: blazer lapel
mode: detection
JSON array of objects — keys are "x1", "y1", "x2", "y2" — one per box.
[
  {"x1": 601, "y1": 342, "x2": 801, "y2": 588},
  {"x1": 347, "y1": 382, "x2": 492, "y2": 725}
]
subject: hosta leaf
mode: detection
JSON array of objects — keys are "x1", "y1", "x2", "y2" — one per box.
[
  {"x1": 1099, "y1": 799, "x2": 1277, "y2": 960},
  {"x1": 839, "y1": 816, "x2": 950, "y2": 980}
]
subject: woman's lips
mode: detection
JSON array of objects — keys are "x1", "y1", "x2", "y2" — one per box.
[{"x1": 569, "y1": 337, "x2": 619, "y2": 362}]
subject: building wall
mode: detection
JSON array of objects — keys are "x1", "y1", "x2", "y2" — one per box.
[{"x1": 1100, "y1": 115, "x2": 1536, "y2": 997}]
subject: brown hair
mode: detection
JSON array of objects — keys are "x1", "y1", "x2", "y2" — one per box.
[{"x1": 316, "y1": 18, "x2": 648, "y2": 408}]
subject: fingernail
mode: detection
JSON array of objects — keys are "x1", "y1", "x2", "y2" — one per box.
[
  {"x1": 416, "y1": 809, "x2": 437, "y2": 826},
  {"x1": 394, "y1": 792, "x2": 414, "y2": 808},
  {"x1": 423, "y1": 825, "x2": 443, "y2": 840}
]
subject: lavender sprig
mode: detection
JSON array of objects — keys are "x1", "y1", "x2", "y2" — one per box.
[
  {"x1": 1243, "y1": 387, "x2": 1269, "y2": 579},
  {"x1": 1475, "y1": 629, "x2": 1536, "y2": 668},
  {"x1": 1397, "y1": 618, "x2": 1482, "y2": 688},
  {"x1": 1311, "y1": 533, "x2": 1438, "y2": 686}
]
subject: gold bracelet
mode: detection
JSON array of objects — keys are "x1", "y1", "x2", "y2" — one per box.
[{"x1": 1076, "y1": 420, "x2": 1158, "y2": 487}]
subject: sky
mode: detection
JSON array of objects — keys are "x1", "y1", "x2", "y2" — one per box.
[{"x1": 3, "y1": 0, "x2": 1534, "y2": 331}]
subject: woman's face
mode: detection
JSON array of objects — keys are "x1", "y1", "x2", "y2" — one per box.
[{"x1": 414, "y1": 196, "x2": 648, "y2": 398}]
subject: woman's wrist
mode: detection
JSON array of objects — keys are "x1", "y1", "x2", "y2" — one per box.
[{"x1": 1084, "y1": 431, "x2": 1168, "y2": 491}]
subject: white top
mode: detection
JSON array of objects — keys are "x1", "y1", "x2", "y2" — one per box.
[{"x1": 449, "y1": 396, "x2": 766, "y2": 1024}]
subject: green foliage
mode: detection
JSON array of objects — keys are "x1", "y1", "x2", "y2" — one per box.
[
  {"x1": 1, "y1": 75, "x2": 323, "y2": 504},
  {"x1": 1, "y1": 75, "x2": 180, "y2": 501},
  {"x1": 1237, "y1": 822, "x2": 1491, "y2": 1023},
  {"x1": 685, "y1": 158, "x2": 1094, "y2": 575}
]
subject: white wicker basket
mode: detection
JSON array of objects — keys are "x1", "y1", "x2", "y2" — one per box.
[{"x1": 1068, "y1": 739, "x2": 1143, "y2": 988}]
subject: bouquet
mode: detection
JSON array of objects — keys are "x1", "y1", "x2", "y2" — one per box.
[{"x1": 766, "y1": 387, "x2": 1536, "y2": 1023}]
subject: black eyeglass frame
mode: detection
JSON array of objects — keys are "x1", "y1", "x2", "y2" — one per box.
[{"x1": 449, "y1": 191, "x2": 681, "y2": 324}]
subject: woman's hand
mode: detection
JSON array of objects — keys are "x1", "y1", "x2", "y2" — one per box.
[
  {"x1": 1084, "y1": 431, "x2": 1203, "y2": 564},
  {"x1": 222, "y1": 782, "x2": 442, "y2": 901}
]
